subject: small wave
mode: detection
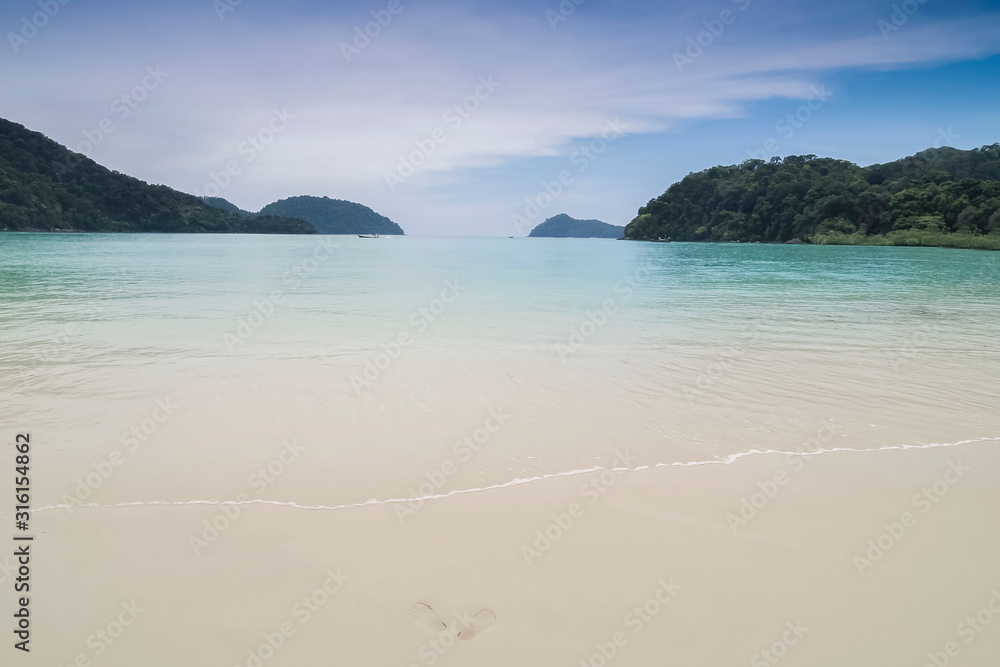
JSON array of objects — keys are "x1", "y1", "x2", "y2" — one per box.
[{"x1": 15, "y1": 436, "x2": 1000, "y2": 515}]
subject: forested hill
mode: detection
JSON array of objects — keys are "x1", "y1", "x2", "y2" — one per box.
[
  {"x1": 259, "y1": 196, "x2": 404, "y2": 235},
  {"x1": 624, "y1": 145, "x2": 1000, "y2": 250},
  {"x1": 0, "y1": 117, "x2": 315, "y2": 234},
  {"x1": 528, "y1": 214, "x2": 624, "y2": 238}
]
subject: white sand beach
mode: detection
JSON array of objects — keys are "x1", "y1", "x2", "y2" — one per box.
[{"x1": 18, "y1": 436, "x2": 1000, "y2": 667}]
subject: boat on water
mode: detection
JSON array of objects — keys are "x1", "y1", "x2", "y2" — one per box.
[{"x1": 357, "y1": 233, "x2": 379, "y2": 238}]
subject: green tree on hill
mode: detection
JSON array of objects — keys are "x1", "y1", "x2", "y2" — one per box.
[{"x1": 624, "y1": 146, "x2": 1000, "y2": 250}]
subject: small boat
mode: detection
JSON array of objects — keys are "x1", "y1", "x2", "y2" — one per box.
[{"x1": 357, "y1": 233, "x2": 379, "y2": 238}]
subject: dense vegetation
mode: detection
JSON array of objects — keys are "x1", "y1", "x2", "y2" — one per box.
[
  {"x1": 0, "y1": 118, "x2": 315, "y2": 234},
  {"x1": 528, "y1": 213, "x2": 624, "y2": 238},
  {"x1": 259, "y1": 196, "x2": 404, "y2": 235},
  {"x1": 201, "y1": 196, "x2": 246, "y2": 215},
  {"x1": 624, "y1": 145, "x2": 1000, "y2": 250}
]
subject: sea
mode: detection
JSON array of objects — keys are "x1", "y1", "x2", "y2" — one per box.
[{"x1": 1, "y1": 233, "x2": 998, "y2": 509}]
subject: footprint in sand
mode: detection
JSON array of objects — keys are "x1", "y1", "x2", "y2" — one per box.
[
  {"x1": 408, "y1": 602, "x2": 448, "y2": 632},
  {"x1": 408, "y1": 603, "x2": 496, "y2": 640},
  {"x1": 456, "y1": 609, "x2": 496, "y2": 640}
]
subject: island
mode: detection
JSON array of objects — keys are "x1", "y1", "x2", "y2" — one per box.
[
  {"x1": 0, "y1": 116, "x2": 406, "y2": 236},
  {"x1": 624, "y1": 144, "x2": 1000, "y2": 250},
  {"x1": 528, "y1": 214, "x2": 624, "y2": 238},
  {"x1": 0, "y1": 117, "x2": 314, "y2": 234},
  {"x1": 259, "y1": 196, "x2": 404, "y2": 235},
  {"x1": 203, "y1": 195, "x2": 404, "y2": 235}
]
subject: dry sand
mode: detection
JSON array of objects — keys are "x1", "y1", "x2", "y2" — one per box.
[{"x1": 14, "y1": 437, "x2": 1000, "y2": 667}]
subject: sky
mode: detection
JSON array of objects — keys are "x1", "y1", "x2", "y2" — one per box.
[{"x1": 2, "y1": 0, "x2": 1000, "y2": 236}]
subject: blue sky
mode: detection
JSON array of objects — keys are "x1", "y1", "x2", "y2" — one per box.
[{"x1": 2, "y1": 0, "x2": 999, "y2": 235}]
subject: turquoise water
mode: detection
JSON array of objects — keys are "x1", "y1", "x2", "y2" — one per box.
[
  {"x1": 3, "y1": 233, "x2": 996, "y2": 355},
  {"x1": 1, "y1": 234, "x2": 998, "y2": 505}
]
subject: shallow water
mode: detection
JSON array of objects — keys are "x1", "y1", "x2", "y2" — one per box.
[{"x1": 1, "y1": 234, "x2": 998, "y2": 508}]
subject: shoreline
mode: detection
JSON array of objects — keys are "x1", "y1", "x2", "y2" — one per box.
[
  {"x1": 621, "y1": 237, "x2": 1000, "y2": 251},
  {"x1": 15, "y1": 435, "x2": 999, "y2": 517}
]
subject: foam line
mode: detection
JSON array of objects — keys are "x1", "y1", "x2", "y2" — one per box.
[{"x1": 16, "y1": 436, "x2": 1000, "y2": 514}]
